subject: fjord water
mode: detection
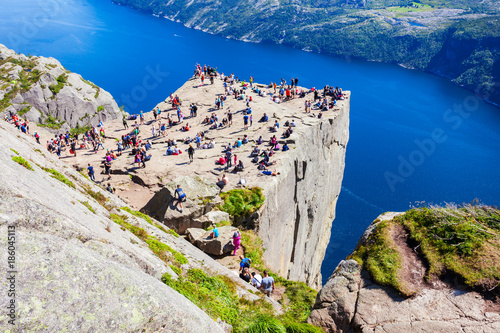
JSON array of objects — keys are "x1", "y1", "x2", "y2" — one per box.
[{"x1": 2, "y1": 0, "x2": 500, "y2": 284}]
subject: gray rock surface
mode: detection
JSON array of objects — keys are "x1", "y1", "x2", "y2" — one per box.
[
  {"x1": 186, "y1": 226, "x2": 237, "y2": 255},
  {"x1": 0, "y1": 120, "x2": 230, "y2": 332},
  {"x1": 142, "y1": 175, "x2": 220, "y2": 234},
  {"x1": 253, "y1": 95, "x2": 350, "y2": 289},
  {"x1": 0, "y1": 44, "x2": 121, "y2": 130},
  {"x1": 308, "y1": 213, "x2": 500, "y2": 333}
]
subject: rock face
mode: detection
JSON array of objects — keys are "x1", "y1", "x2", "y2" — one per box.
[
  {"x1": 186, "y1": 226, "x2": 238, "y2": 256},
  {"x1": 0, "y1": 44, "x2": 122, "y2": 131},
  {"x1": 308, "y1": 213, "x2": 500, "y2": 333},
  {"x1": 142, "y1": 175, "x2": 220, "y2": 234},
  {"x1": 0, "y1": 120, "x2": 230, "y2": 332},
  {"x1": 253, "y1": 98, "x2": 350, "y2": 289}
]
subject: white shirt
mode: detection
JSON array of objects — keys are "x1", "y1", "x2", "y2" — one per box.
[{"x1": 251, "y1": 274, "x2": 262, "y2": 288}]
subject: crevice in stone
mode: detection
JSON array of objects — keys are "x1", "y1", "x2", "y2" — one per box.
[
  {"x1": 333, "y1": 139, "x2": 346, "y2": 149},
  {"x1": 349, "y1": 278, "x2": 363, "y2": 330},
  {"x1": 290, "y1": 201, "x2": 300, "y2": 265}
]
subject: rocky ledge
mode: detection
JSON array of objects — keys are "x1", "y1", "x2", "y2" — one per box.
[
  {"x1": 56, "y1": 71, "x2": 350, "y2": 289},
  {"x1": 309, "y1": 211, "x2": 500, "y2": 332},
  {"x1": 0, "y1": 44, "x2": 122, "y2": 132}
]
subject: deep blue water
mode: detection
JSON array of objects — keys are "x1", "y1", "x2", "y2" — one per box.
[{"x1": 2, "y1": 0, "x2": 500, "y2": 285}]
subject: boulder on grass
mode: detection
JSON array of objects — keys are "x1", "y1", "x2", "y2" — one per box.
[{"x1": 186, "y1": 226, "x2": 238, "y2": 256}]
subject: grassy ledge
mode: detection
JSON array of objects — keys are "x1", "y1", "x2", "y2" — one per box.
[
  {"x1": 120, "y1": 206, "x2": 153, "y2": 224},
  {"x1": 42, "y1": 167, "x2": 75, "y2": 188},
  {"x1": 12, "y1": 156, "x2": 33, "y2": 171},
  {"x1": 110, "y1": 213, "x2": 188, "y2": 266},
  {"x1": 161, "y1": 268, "x2": 322, "y2": 333},
  {"x1": 219, "y1": 187, "x2": 265, "y2": 220},
  {"x1": 349, "y1": 205, "x2": 500, "y2": 297}
]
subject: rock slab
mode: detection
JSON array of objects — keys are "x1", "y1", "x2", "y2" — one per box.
[{"x1": 186, "y1": 226, "x2": 238, "y2": 256}]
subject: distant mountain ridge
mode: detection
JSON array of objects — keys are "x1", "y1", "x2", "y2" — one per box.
[{"x1": 113, "y1": 0, "x2": 500, "y2": 105}]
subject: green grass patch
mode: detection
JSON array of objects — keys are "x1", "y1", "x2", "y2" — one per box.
[
  {"x1": 10, "y1": 148, "x2": 19, "y2": 155},
  {"x1": 17, "y1": 106, "x2": 30, "y2": 116},
  {"x1": 38, "y1": 115, "x2": 65, "y2": 129},
  {"x1": 219, "y1": 187, "x2": 265, "y2": 219},
  {"x1": 166, "y1": 228, "x2": 179, "y2": 237},
  {"x1": 80, "y1": 201, "x2": 95, "y2": 213},
  {"x1": 49, "y1": 74, "x2": 68, "y2": 95},
  {"x1": 364, "y1": 220, "x2": 408, "y2": 295},
  {"x1": 161, "y1": 268, "x2": 321, "y2": 333},
  {"x1": 110, "y1": 213, "x2": 188, "y2": 266},
  {"x1": 42, "y1": 167, "x2": 75, "y2": 188},
  {"x1": 83, "y1": 185, "x2": 108, "y2": 206},
  {"x1": 70, "y1": 124, "x2": 91, "y2": 135},
  {"x1": 205, "y1": 220, "x2": 232, "y2": 231},
  {"x1": 386, "y1": 2, "x2": 435, "y2": 13},
  {"x1": 241, "y1": 230, "x2": 265, "y2": 271},
  {"x1": 120, "y1": 206, "x2": 153, "y2": 224},
  {"x1": 349, "y1": 205, "x2": 500, "y2": 296},
  {"x1": 169, "y1": 264, "x2": 182, "y2": 276},
  {"x1": 398, "y1": 205, "x2": 500, "y2": 290},
  {"x1": 12, "y1": 156, "x2": 33, "y2": 171},
  {"x1": 97, "y1": 105, "x2": 104, "y2": 112},
  {"x1": 241, "y1": 229, "x2": 319, "y2": 324}
]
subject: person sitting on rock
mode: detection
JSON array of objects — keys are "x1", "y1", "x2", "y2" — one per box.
[
  {"x1": 181, "y1": 123, "x2": 190, "y2": 131},
  {"x1": 216, "y1": 174, "x2": 228, "y2": 190},
  {"x1": 233, "y1": 160, "x2": 244, "y2": 173},
  {"x1": 251, "y1": 146, "x2": 260, "y2": 157},
  {"x1": 173, "y1": 146, "x2": 180, "y2": 155},
  {"x1": 258, "y1": 113, "x2": 268, "y2": 122},
  {"x1": 282, "y1": 143, "x2": 289, "y2": 152},
  {"x1": 105, "y1": 183, "x2": 115, "y2": 194},
  {"x1": 216, "y1": 155, "x2": 227, "y2": 165},
  {"x1": 239, "y1": 267, "x2": 251, "y2": 283},
  {"x1": 208, "y1": 223, "x2": 219, "y2": 239}
]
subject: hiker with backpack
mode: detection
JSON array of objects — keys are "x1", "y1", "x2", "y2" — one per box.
[
  {"x1": 239, "y1": 255, "x2": 251, "y2": 272},
  {"x1": 232, "y1": 229, "x2": 241, "y2": 255}
]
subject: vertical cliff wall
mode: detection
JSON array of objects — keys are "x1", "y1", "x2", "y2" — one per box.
[{"x1": 255, "y1": 95, "x2": 350, "y2": 289}]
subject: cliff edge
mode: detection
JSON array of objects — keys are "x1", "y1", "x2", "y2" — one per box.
[{"x1": 309, "y1": 209, "x2": 500, "y2": 332}]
